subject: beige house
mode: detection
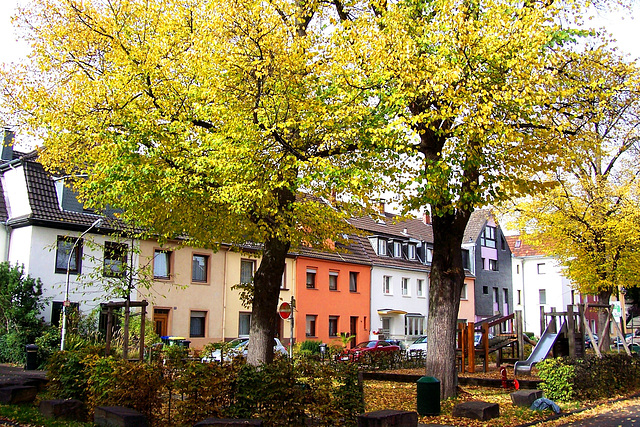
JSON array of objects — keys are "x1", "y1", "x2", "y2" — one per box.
[{"x1": 138, "y1": 239, "x2": 295, "y2": 350}]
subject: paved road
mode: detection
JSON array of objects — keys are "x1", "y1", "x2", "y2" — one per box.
[{"x1": 556, "y1": 399, "x2": 640, "y2": 426}]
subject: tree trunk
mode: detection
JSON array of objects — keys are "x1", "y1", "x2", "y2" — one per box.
[
  {"x1": 246, "y1": 235, "x2": 290, "y2": 366},
  {"x1": 597, "y1": 290, "x2": 612, "y2": 350},
  {"x1": 425, "y1": 210, "x2": 471, "y2": 399}
]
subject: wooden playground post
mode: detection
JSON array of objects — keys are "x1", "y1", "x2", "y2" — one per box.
[
  {"x1": 516, "y1": 310, "x2": 524, "y2": 360},
  {"x1": 482, "y1": 322, "x2": 490, "y2": 372},
  {"x1": 540, "y1": 306, "x2": 546, "y2": 338},
  {"x1": 567, "y1": 305, "x2": 575, "y2": 359},
  {"x1": 467, "y1": 322, "x2": 475, "y2": 373},
  {"x1": 458, "y1": 322, "x2": 465, "y2": 373}
]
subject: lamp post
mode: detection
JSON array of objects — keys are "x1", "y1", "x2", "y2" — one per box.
[{"x1": 60, "y1": 218, "x2": 103, "y2": 351}]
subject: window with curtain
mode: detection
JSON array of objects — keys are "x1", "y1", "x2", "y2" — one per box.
[
  {"x1": 239, "y1": 312, "x2": 251, "y2": 337},
  {"x1": 55, "y1": 236, "x2": 82, "y2": 274},
  {"x1": 104, "y1": 241, "x2": 127, "y2": 277},
  {"x1": 192, "y1": 254, "x2": 209, "y2": 282},
  {"x1": 153, "y1": 250, "x2": 171, "y2": 279},
  {"x1": 240, "y1": 259, "x2": 255, "y2": 284}
]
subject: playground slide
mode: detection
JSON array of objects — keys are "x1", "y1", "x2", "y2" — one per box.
[{"x1": 514, "y1": 322, "x2": 566, "y2": 375}]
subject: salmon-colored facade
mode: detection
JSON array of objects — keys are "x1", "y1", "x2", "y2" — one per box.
[{"x1": 294, "y1": 256, "x2": 371, "y2": 348}]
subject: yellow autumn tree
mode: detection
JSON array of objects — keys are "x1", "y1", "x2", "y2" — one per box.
[
  {"x1": 509, "y1": 46, "x2": 640, "y2": 348},
  {"x1": 1, "y1": 0, "x2": 393, "y2": 364},
  {"x1": 329, "y1": 0, "x2": 631, "y2": 397}
]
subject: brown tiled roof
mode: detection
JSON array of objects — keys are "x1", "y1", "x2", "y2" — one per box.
[
  {"x1": 505, "y1": 235, "x2": 544, "y2": 257},
  {"x1": 348, "y1": 213, "x2": 433, "y2": 242},
  {"x1": 462, "y1": 209, "x2": 492, "y2": 244},
  {"x1": 294, "y1": 234, "x2": 372, "y2": 266}
]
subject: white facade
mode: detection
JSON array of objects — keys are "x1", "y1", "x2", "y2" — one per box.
[
  {"x1": 512, "y1": 254, "x2": 575, "y2": 337},
  {"x1": 369, "y1": 265, "x2": 429, "y2": 345}
]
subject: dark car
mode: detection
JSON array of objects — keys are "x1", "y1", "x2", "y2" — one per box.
[{"x1": 340, "y1": 340, "x2": 401, "y2": 361}]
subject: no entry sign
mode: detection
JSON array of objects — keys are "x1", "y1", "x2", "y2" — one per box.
[{"x1": 279, "y1": 302, "x2": 292, "y2": 320}]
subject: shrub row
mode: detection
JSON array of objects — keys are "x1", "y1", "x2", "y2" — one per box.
[
  {"x1": 537, "y1": 353, "x2": 640, "y2": 401},
  {"x1": 46, "y1": 347, "x2": 364, "y2": 426}
]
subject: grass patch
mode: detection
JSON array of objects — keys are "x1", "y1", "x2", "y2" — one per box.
[{"x1": 0, "y1": 404, "x2": 93, "y2": 426}]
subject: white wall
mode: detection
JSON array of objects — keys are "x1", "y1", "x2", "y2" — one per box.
[
  {"x1": 8, "y1": 225, "x2": 140, "y2": 322},
  {"x1": 370, "y1": 265, "x2": 429, "y2": 344},
  {"x1": 2, "y1": 166, "x2": 31, "y2": 218},
  {"x1": 512, "y1": 255, "x2": 576, "y2": 337}
]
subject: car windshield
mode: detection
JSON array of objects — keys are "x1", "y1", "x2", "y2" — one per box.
[
  {"x1": 412, "y1": 336, "x2": 427, "y2": 344},
  {"x1": 229, "y1": 338, "x2": 249, "y2": 348},
  {"x1": 355, "y1": 341, "x2": 377, "y2": 349}
]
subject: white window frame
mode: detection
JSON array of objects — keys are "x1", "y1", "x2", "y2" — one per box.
[
  {"x1": 383, "y1": 276, "x2": 392, "y2": 295},
  {"x1": 329, "y1": 271, "x2": 339, "y2": 291},
  {"x1": 416, "y1": 279, "x2": 424, "y2": 297},
  {"x1": 393, "y1": 242, "x2": 402, "y2": 258},
  {"x1": 539, "y1": 289, "x2": 547, "y2": 305},
  {"x1": 460, "y1": 283, "x2": 468, "y2": 300},
  {"x1": 401, "y1": 278, "x2": 410, "y2": 296},
  {"x1": 306, "y1": 268, "x2": 317, "y2": 289},
  {"x1": 408, "y1": 244, "x2": 416, "y2": 260},
  {"x1": 377, "y1": 239, "x2": 387, "y2": 256}
]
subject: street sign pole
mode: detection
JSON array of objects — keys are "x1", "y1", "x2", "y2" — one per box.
[{"x1": 290, "y1": 296, "x2": 295, "y2": 359}]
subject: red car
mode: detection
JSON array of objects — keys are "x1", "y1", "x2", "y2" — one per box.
[{"x1": 340, "y1": 340, "x2": 401, "y2": 361}]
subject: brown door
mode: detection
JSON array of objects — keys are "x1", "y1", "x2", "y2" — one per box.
[
  {"x1": 154, "y1": 308, "x2": 169, "y2": 337},
  {"x1": 350, "y1": 316, "x2": 358, "y2": 348}
]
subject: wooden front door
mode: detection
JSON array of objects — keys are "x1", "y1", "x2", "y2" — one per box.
[
  {"x1": 154, "y1": 308, "x2": 169, "y2": 337},
  {"x1": 350, "y1": 316, "x2": 358, "y2": 348}
]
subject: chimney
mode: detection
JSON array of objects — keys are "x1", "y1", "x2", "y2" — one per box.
[
  {"x1": 2, "y1": 128, "x2": 14, "y2": 162},
  {"x1": 377, "y1": 199, "x2": 385, "y2": 213},
  {"x1": 422, "y1": 212, "x2": 431, "y2": 225}
]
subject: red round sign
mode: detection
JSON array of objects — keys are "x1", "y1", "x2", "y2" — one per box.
[{"x1": 279, "y1": 302, "x2": 292, "y2": 320}]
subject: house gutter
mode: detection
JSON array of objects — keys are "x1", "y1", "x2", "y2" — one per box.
[{"x1": 221, "y1": 247, "x2": 228, "y2": 341}]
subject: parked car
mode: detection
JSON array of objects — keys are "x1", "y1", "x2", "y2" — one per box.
[
  {"x1": 201, "y1": 338, "x2": 288, "y2": 362},
  {"x1": 585, "y1": 334, "x2": 598, "y2": 348},
  {"x1": 339, "y1": 340, "x2": 400, "y2": 361},
  {"x1": 407, "y1": 336, "x2": 427, "y2": 355}
]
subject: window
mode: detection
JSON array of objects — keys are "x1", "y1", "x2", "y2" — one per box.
[
  {"x1": 55, "y1": 236, "x2": 82, "y2": 274},
  {"x1": 462, "y1": 249, "x2": 470, "y2": 269},
  {"x1": 329, "y1": 271, "x2": 338, "y2": 290},
  {"x1": 401, "y1": 278, "x2": 410, "y2": 296},
  {"x1": 481, "y1": 226, "x2": 497, "y2": 248},
  {"x1": 381, "y1": 318, "x2": 391, "y2": 336},
  {"x1": 426, "y1": 248, "x2": 433, "y2": 263},
  {"x1": 516, "y1": 264, "x2": 520, "y2": 274},
  {"x1": 349, "y1": 272, "x2": 358, "y2": 292},
  {"x1": 51, "y1": 301, "x2": 79, "y2": 327},
  {"x1": 489, "y1": 259, "x2": 498, "y2": 271},
  {"x1": 190, "y1": 311, "x2": 206, "y2": 338},
  {"x1": 408, "y1": 244, "x2": 416, "y2": 260},
  {"x1": 537, "y1": 263, "x2": 546, "y2": 274},
  {"x1": 306, "y1": 315, "x2": 317, "y2": 337},
  {"x1": 539, "y1": 289, "x2": 547, "y2": 305},
  {"x1": 329, "y1": 316, "x2": 339, "y2": 337},
  {"x1": 240, "y1": 259, "x2": 255, "y2": 284},
  {"x1": 515, "y1": 239, "x2": 522, "y2": 248},
  {"x1": 239, "y1": 312, "x2": 251, "y2": 337},
  {"x1": 192, "y1": 254, "x2": 209, "y2": 282},
  {"x1": 393, "y1": 242, "x2": 402, "y2": 258},
  {"x1": 280, "y1": 269, "x2": 287, "y2": 290},
  {"x1": 153, "y1": 250, "x2": 171, "y2": 279},
  {"x1": 306, "y1": 269, "x2": 317, "y2": 289},
  {"x1": 377, "y1": 239, "x2": 387, "y2": 256},
  {"x1": 104, "y1": 241, "x2": 127, "y2": 277},
  {"x1": 417, "y1": 279, "x2": 424, "y2": 297},
  {"x1": 501, "y1": 236, "x2": 506, "y2": 250},
  {"x1": 483, "y1": 286, "x2": 488, "y2": 295},
  {"x1": 460, "y1": 283, "x2": 467, "y2": 300},
  {"x1": 383, "y1": 276, "x2": 392, "y2": 295},
  {"x1": 517, "y1": 290, "x2": 522, "y2": 305},
  {"x1": 405, "y1": 315, "x2": 424, "y2": 337}
]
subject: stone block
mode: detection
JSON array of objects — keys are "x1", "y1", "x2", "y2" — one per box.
[
  {"x1": 94, "y1": 406, "x2": 149, "y2": 427},
  {"x1": 39, "y1": 399, "x2": 86, "y2": 421},
  {"x1": 510, "y1": 389, "x2": 543, "y2": 407},
  {"x1": 357, "y1": 409, "x2": 418, "y2": 427},
  {"x1": 194, "y1": 419, "x2": 263, "y2": 426},
  {"x1": 0, "y1": 385, "x2": 38, "y2": 404},
  {"x1": 452, "y1": 401, "x2": 500, "y2": 421}
]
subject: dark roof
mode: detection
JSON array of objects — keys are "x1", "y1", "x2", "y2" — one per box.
[
  {"x1": 0, "y1": 180, "x2": 7, "y2": 222},
  {"x1": 348, "y1": 213, "x2": 433, "y2": 243},
  {"x1": 7, "y1": 153, "x2": 125, "y2": 233},
  {"x1": 356, "y1": 234, "x2": 429, "y2": 272},
  {"x1": 462, "y1": 209, "x2": 492, "y2": 244}
]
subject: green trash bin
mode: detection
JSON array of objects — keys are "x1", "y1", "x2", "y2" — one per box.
[{"x1": 416, "y1": 376, "x2": 440, "y2": 415}]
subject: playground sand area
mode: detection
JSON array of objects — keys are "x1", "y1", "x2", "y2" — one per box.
[{"x1": 385, "y1": 364, "x2": 540, "y2": 381}]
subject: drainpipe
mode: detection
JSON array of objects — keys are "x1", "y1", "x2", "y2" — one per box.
[{"x1": 221, "y1": 248, "x2": 228, "y2": 341}]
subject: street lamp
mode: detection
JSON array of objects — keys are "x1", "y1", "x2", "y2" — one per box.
[{"x1": 60, "y1": 218, "x2": 103, "y2": 351}]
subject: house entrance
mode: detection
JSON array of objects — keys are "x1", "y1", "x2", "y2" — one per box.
[{"x1": 154, "y1": 308, "x2": 170, "y2": 337}]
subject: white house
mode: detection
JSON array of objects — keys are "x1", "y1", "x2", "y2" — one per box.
[
  {"x1": 507, "y1": 235, "x2": 578, "y2": 337},
  {"x1": 1, "y1": 133, "x2": 140, "y2": 325}
]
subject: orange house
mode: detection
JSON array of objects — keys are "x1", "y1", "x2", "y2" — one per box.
[{"x1": 294, "y1": 241, "x2": 372, "y2": 348}]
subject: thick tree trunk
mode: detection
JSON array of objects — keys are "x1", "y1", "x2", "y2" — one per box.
[
  {"x1": 425, "y1": 210, "x2": 471, "y2": 399},
  {"x1": 246, "y1": 235, "x2": 290, "y2": 366},
  {"x1": 597, "y1": 290, "x2": 612, "y2": 350}
]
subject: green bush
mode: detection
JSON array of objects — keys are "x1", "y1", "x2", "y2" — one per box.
[
  {"x1": 538, "y1": 354, "x2": 640, "y2": 402},
  {"x1": 299, "y1": 340, "x2": 322, "y2": 354},
  {"x1": 537, "y1": 358, "x2": 575, "y2": 401},
  {"x1": 46, "y1": 346, "x2": 105, "y2": 401}
]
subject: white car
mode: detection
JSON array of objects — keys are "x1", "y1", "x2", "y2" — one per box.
[
  {"x1": 201, "y1": 338, "x2": 288, "y2": 362},
  {"x1": 407, "y1": 335, "x2": 427, "y2": 355}
]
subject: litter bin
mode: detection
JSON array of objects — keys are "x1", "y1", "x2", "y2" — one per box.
[
  {"x1": 25, "y1": 344, "x2": 38, "y2": 370},
  {"x1": 416, "y1": 376, "x2": 440, "y2": 415}
]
